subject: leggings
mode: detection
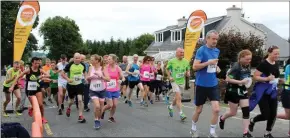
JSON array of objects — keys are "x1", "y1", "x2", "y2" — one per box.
[
  {"x1": 252, "y1": 94, "x2": 278, "y2": 131},
  {"x1": 154, "y1": 80, "x2": 163, "y2": 96}
]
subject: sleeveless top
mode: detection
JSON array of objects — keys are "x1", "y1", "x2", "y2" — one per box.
[
  {"x1": 155, "y1": 67, "x2": 163, "y2": 81},
  {"x1": 3, "y1": 68, "x2": 20, "y2": 87},
  {"x1": 128, "y1": 63, "x2": 140, "y2": 81},
  {"x1": 26, "y1": 67, "x2": 41, "y2": 91},
  {"x1": 106, "y1": 65, "x2": 120, "y2": 92},
  {"x1": 140, "y1": 64, "x2": 151, "y2": 82},
  {"x1": 89, "y1": 66, "x2": 106, "y2": 92}
]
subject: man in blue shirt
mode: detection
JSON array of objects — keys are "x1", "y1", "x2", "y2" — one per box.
[{"x1": 191, "y1": 30, "x2": 221, "y2": 138}]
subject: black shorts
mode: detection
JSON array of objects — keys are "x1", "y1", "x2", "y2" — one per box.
[
  {"x1": 67, "y1": 83, "x2": 84, "y2": 99},
  {"x1": 224, "y1": 90, "x2": 248, "y2": 104},
  {"x1": 89, "y1": 90, "x2": 106, "y2": 99},
  {"x1": 26, "y1": 88, "x2": 42, "y2": 96},
  {"x1": 3, "y1": 85, "x2": 19, "y2": 93},
  {"x1": 121, "y1": 78, "x2": 129, "y2": 86},
  {"x1": 40, "y1": 82, "x2": 50, "y2": 89},
  {"x1": 194, "y1": 85, "x2": 220, "y2": 106},
  {"x1": 149, "y1": 80, "x2": 156, "y2": 92},
  {"x1": 141, "y1": 81, "x2": 150, "y2": 87},
  {"x1": 281, "y1": 89, "x2": 290, "y2": 109},
  {"x1": 51, "y1": 87, "x2": 58, "y2": 96},
  {"x1": 128, "y1": 80, "x2": 141, "y2": 89}
]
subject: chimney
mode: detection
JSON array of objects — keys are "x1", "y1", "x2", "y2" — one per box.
[
  {"x1": 177, "y1": 16, "x2": 187, "y2": 26},
  {"x1": 226, "y1": 5, "x2": 242, "y2": 18}
]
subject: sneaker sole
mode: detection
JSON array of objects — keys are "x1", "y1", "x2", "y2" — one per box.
[{"x1": 78, "y1": 120, "x2": 86, "y2": 123}]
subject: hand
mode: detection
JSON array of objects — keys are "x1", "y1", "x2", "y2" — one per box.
[
  {"x1": 52, "y1": 80, "x2": 57, "y2": 83},
  {"x1": 267, "y1": 74, "x2": 275, "y2": 81},
  {"x1": 207, "y1": 59, "x2": 219, "y2": 65},
  {"x1": 169, "y1": 77, "x2": 174, "y2": 82},
  {"x1": 12, "y1": 75, "x2": 17, "y2": 80},
  {"x1": 132, "y1": 72, "x2": 138, "y2": 75},
  {"x1": 68, "y1": 79, "x2": 73, "y2": 83},
  {"x1": 9, "y1": 87, "x2": 14, "y2": 93},
  {"x1": 94, "y1": 72, "x2": 102, "y2": 78},
  {"x1": 186, "y1": 71, "x2": 190, "y2": 77},
  {"x1": 216, "y1": 66, "x2": 221, "y2": 73}
]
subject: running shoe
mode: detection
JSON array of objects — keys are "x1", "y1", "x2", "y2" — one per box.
[
  {"x1": 48, "y1": 98, "x2": 53, "y2": 104},
  {"x1": 140, "y1": 101, "x2": 144, "y2": 106},
  {"x1": 15, "y1": 110, "x2": 22, "y2": 116},
  {"x1": 150, "y1": 100, "x2": 153, "y2": 104},
  {"x1": 143, "y1": 102, "x2": 148, "y2": 107},
  {"x1": 84, "y1": 107, "x2": 90, "y2": 112},
  {"x1": 167, "y1": 105, "x2": 173, "y2": 117},
  {"x1": 28, "y1": 107, "x2": 33, "y2": 117},
  {"x1": 108, "y1": 117, "x2": 116, "y2": 123},
  {"x1": 209, "y1": 132, "x2": 218, "y2": 138},
  {"x1": 243, "y1": 132, "x2": 253, "y2": 138},
  {"x1": 249, "y1": 118, "x2": 255, "y2": 132},
  {"x1": 128, "y1": 100, "x2": 133, "y2": 107},
  {"x1": 78, "y1": 115, "x2": 86, "y2": 123},
  {"x1": 58, "y1": 108, "x2": 63, "y2": 115},
  {"x1": 180, "y1": 112, "x2": 187, "y2": 121},
  {"x1": 94, "y1": 120, "x2": 101, "y2": 129},
  {"x1": 3, "y1": 111, "x2": 9, "y2": 117},
  {"x1": 66, "y1": 107, "x2": 71, "y2": 117},
  {"x1": 43, "y1": 101, "x2": 47, "y2": 106},
  {"x1": 42, "y1": 117, "x2": 48, "y2": 124},
  {"x1": 264, "y1": 133, "x2": 274, "y2": 138},
  {"x1": 61, "y1": 104, "x2": 64, "y2": 110},
  {"x1": 219, "y1": 115, "x2": 225, "y2": 130},
  {"x1": 190, "y1": 130, "x2": 199, "y2": 138}
]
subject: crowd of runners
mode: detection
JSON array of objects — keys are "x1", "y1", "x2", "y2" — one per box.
[{"x1": 2, "y1": 30, "x2": 290, "y2": 138}]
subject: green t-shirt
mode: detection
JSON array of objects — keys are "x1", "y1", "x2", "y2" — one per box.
[
  {"x1": 3, "y1": 68, "x2": 20, "y2": 87},
  {"x1": 63, "y1": 62, "x2": 86, "y2": 85},
  {"x1": 167, "y1": 58, "x2": 190, "y2": 85},
  {"x1": 49, "y1": 69, "x2": 58, "y2": 88}
]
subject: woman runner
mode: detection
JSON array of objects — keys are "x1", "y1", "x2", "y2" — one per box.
[
  {"x1": 149, "y1": 57, "x2": 157, "y2": 104},
  {"x1": 249, "y1": 46, "x2": 281, "y2": 138},
  {"x1": 11, "y1": 57, "x2": 50, "y2": 123},
  {"x1": 155, "y1": 61, "x2": 164, "y2": 102},
  {"x1": 219, "y1": 50, "x2": 253, "y2": 137},
  {"x1": 139, "y1": 56, "x2": 152, "y2": 107},
  {"x1": 87, "y1": 54, "x2": 110, "y2": 129},
  {"x1": 101, "y1": 54, "x2": 125, "y2": 123}
]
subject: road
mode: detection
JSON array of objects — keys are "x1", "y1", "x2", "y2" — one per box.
[{"x1": 1, "y1": 76, "x2": 289, "y2": 137}]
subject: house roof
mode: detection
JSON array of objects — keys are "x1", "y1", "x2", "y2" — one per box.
[{"x1": 253, "y1": 23, "x2": 290, "y2": 58}]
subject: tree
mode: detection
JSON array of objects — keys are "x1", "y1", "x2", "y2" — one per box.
[
  {"x1": 192, "y1": 29, "x2": 264, "y2": 79},
  {"x1": 39, "y1": 16, "x2": 83, "y2": 60},
  {"x1": 133, "y1": 33, "x2": 155, "y2": 56},
  {"x1": 1, "y1": 1, "x2": 39, "y2": 66}
]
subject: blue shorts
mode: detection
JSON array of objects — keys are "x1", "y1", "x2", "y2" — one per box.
[
  {"x1": 106, "y1": 91, "x2": 120, "y2": 99},
  {"x1": 89, "y1": 90, "x2": 106, "y2": 99}
]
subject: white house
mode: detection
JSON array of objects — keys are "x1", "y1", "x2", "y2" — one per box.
[{"x1": 144, "y1": 5, "x2": 289, "y2": 62}]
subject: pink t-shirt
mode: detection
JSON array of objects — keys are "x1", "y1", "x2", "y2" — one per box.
[
  {"x1": 89, "y1": 66, "x2": 106, "y2": 92},
  {"x1": 106, "y1": 65, "x2": 120, "y2": 92},
  {"x1": 18, "y1": 68, "x2": 25, "y2": 89},
  {"x1": 140, "y1": 64, "x2": 151, "y2": 82}
]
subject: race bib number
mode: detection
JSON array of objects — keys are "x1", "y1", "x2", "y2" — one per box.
[
  {"x1": 107, "y1": 80, "x2": 117, "y2": 89},
  {"x1": 122, "y1": 71, "x2": 128, "y2": 77},
  {"x1": 74, "y1": 75, "x2": 82, "y2": 84},
  {"x1": 143, "y1": 71, "x2": 150, "y2": 79},
  {"x1": 150, "y1": 73, "x2": 155, "y2": 79},
  {"x1": 176, "y1": 73, "x2": 184, "y2": 79},
  {"x1": 133, "y1": 70, "x2": 139, "y2": 77},
  {"x1": 156, "y1": 75, "x2": 162, "y2": 81},
  {"x1": 27, "y1": 81, "x2": 37, "y2": 91},
  {"x1": 207, "y1": 64, "x2": 217, "y2": 73},
  {"x1": 90, "y1": 80, "x2": 104, "y2": 91}
]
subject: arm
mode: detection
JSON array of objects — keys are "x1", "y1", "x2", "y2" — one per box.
[
  {"x1": 4, "y1": 70, "x2": 15, "y2": 84},
  {"x1": 118, "y1": 66, "x2": 125, "y2": 81},
  {"x1": 86, "y1": 66, "x2": 93, "y2": 81},
  {"x1": 40, "y1": 69, "x2": 50, "y2": 79},
  {"x1": 62, "y1": 63, "x2": 72, "y2": 82},
  {"x1": 253, "y1": 69, "x2": 270, "y2": 82},
  {"x1": 192, "y1": 59, "x2": 210, "y2": 71},
  {"x1": 125, "y1": 64, "x2": 133, "y2": 75},
  {"x1": 166, "y1": 61, "x2": 172, "y2": 80},
  {"x1": 102, "y1": 66, "x2": 110, "y2": 82},
  {"x1": 10, "y1": 69, "x2": 29, "y2": 89}
]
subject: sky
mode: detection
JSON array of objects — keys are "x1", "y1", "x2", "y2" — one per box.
[{"x1": 32, "y1": 2, "x2": 289, "y2": 49}]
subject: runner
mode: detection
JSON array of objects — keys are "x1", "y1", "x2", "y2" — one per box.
[
  {"x1": 135, "y1": 59, "x2": 143, "y2": 99},
  {"x1": 10, "y1": 57, "x2": 50, "y2": 123},
  {"x1": 277, "y1": 58, "x2": 290, "y2": 136},
  {"x1": 62, "y1": 53, "x2": 86, "y2": 123},
  {"x1": 155, "y1": 61, "x2": 164, "y2": 102},
  {"x1": 219, "y1": 50, "x2": 253, "y2": 137},
  {"x1": 87, "y1": 54, "x2": 110, "y2": 129},
  {"x1": 119, "y1": 56, "x2": 129, "y2": 103},
  {"x1": 139, "y1": 56, "x2": 153, "y2": 107},
  {"x1": 191, "y1": 30, "x2": 221, "y2": 138},
  {"x1": 3, "y1": 61, "x2": 22, "y2": 117},
  {"x1": 101, "y1": 54, "x2": 125, "y2": 122},
  {"x1": 248, "y1": 46, "x2": 281, "y2": 138},
  {"x1": 48, "y1": 60, "x2": 59, "y2": 108},
  {"x1": 41, "y1": 58, "x2": 52, "y2": 103},
  {"x1": 125, "y1": 54, "x2": 144, "y2": 107},
  {"x1": 166, "y1": 48, "x2": 190, "y2": 121},
  {"x1": 57, "y1": 54, "x2": 68, "y2": 115},
  {"x1": 149, "y1": 57, "x2": 157, "y2": 104}
]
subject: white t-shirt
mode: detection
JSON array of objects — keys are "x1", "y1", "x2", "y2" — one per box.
[{"x1": 57, "y1": 62, "x2": 68, "y2": 82}]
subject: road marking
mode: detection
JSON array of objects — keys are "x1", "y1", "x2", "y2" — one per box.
[{"x1": 182, "y1": 105, "x2": 288, "y2": 123}]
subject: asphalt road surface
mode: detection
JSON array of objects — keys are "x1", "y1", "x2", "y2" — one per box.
[{"x1": 1, "y1": 76, "x2": 289, "y2": 137}]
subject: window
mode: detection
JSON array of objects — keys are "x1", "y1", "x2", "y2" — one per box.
[
  {"x1": 171, "y1": 30, "x2": 181, "y2": 42},
  {"x1": 155, "y1": 33, "x2": 163, "y2": 42}
]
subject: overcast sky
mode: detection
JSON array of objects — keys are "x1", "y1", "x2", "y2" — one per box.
[{"x1": 32, "y1": 2, "x2": 289, "y2": 47}]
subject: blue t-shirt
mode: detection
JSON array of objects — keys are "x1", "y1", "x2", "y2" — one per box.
[
  {"x1": 128, "y1": 63, "x2": 140, "y2": 81},
  {"x1": 195, "y1": 45, "x2": 220, "y2": 87},
  {"x1": 285, "y1": 65, "x2": 290, "y2": 90},
  {"x1": 82, "y1": 62, "x2": 90, "y2": 84}
]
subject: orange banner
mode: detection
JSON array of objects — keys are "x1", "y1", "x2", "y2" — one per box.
[
  {"x1": 184, "y1": 10, "x2": 207, "y2": 61},
  {"x1": 14, "y1": 0, "x2": 40, "y2": 61}
]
